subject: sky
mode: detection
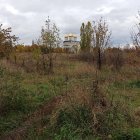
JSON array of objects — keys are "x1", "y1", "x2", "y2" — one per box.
[{"x1": 0, "y1": 0, "x2": 140, "y2": 45}]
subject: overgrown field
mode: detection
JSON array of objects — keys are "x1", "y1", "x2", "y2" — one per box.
[{"x1": 0, "y1": 53, "x2": 140, "y2": 140}]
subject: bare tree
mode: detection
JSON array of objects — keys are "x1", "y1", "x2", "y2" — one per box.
[
  {"x1": 40, "y1": 17, "x2": 60, "y2": 74},
  {"x1": 92, "y1": 18, "x2": 111, "y2": 70},
  {"x1": 131, "y1": 11, "x2": 140, "y2": 50}
]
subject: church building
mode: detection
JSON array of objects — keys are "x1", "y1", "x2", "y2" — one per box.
[{"x1": 63, "y1": 33, "x2": 80, "y2": 53}]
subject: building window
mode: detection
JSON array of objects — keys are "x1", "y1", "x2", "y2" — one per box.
[{"x1": 65, "y1": 37, "x2": 68, "y2": 41}]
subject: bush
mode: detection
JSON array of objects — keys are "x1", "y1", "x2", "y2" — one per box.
[
  {"x1": 105, "y1": 48, "x2": 124, "y2": 71},
  {"x1": 45, "y1": 88, "x2": 135, "y2": 139},
  {"x1": 46, "y1": 105, "x2": 94, "y2": 140},
  {"x1": 78, "y1": 52, "x2": 94, "y2": 62}
]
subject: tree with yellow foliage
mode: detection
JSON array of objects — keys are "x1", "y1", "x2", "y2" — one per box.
[{"x1": 0, "y1": 24, "x2": 18, "y2": 59}]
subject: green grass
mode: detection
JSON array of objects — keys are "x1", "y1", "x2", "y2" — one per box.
[
  {"x1": 129, "y1": 80, "x2": 140, "y2": 88},
  {"x1": 108, "y1": 80, "x2": 140, "y2": 108},
  {"x1": 0, "y1": 68, "x2": 68, "y2": 136},
  {"x1": 0, "y1": 112, "x2": 25, "y2": 136},
  {"x1": 114, "y1": 128, "x2": 140, "y2": 140}
]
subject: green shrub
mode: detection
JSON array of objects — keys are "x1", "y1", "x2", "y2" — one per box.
[
  {"x1": 48, "y1": 105, "x2": 94, "y2": 140},
  {"x1": 114, "y1": 128, "x2": 140, "y2": 140},
  {"x1": 129, "y1": 81, "x2": 140, "y2": 88}
]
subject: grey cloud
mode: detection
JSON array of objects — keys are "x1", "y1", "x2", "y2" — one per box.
[{"x1": 0, "y1": 0, "x2": 140, "y2": 44}]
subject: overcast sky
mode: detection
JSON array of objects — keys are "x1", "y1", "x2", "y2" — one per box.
[{"x1": 0, "y1": 0, "x2": 140, "y2": 45}]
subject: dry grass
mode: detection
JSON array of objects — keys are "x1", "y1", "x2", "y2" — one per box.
[{"x1": 0, "y1": 52, "x2": 140, "y2": 139}]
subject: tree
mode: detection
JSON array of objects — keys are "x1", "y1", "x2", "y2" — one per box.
[
  {"x1": 131, "y1": 11, "x2": 140, "y2": 50},
  {"x1": 0, "y1": 24, "x2": 18, "y2": 59},
  {"x1": 80, "y1": 23, "x2": 86, "y2": 51},
  {"x1": 80, "y1": 22, "x2": 93, "y2": 52},
  {"x1": 40, "y1": 17, "x2": 60, "y2": 74},
  {"x1": 92, "y1": 18, "x2": 111, "y2": 70},
  {"x1": 85, "y1": 21, "x2": 93, "y2": 51}
]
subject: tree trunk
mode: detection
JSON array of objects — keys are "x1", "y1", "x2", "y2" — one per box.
[
  {"x1": 14, "y1": 55, "x2": 17, "y2": 64},
  {"x1": 97, "y1": 47, "x2": 101, "y2": 70}
]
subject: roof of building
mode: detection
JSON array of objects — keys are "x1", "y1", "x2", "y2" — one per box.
[{"x1": 64, "y1": 33, "x2": 77, "y2": 38}]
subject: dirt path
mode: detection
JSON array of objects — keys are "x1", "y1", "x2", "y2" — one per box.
[{"x1": 0, "y1": 96, "x2": 63, "y2": 140}]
